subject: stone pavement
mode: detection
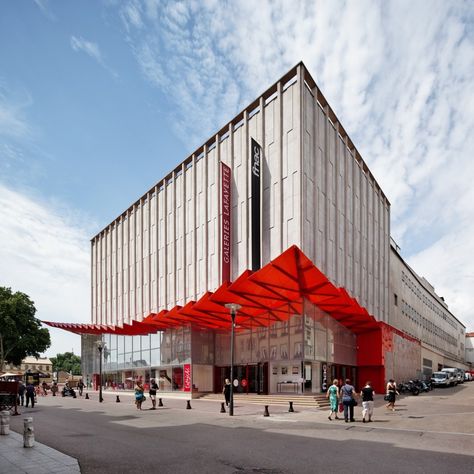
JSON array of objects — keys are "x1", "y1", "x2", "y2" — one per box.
[
  {"x1": 0, "y1": 428, "x2": 80, "y2": 474},
  {"x1": 1, "y1": 383, "x2": 473, "y2": 473}
]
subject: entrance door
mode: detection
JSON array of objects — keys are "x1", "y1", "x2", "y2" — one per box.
[
  {"x1": 304, "y1": 362, "x2": 312, "y2": 392},
  {"x1": 216, "y1": 364, "x2": 266, "y2": 394},
  {"x1": 330, "y1": 364, "x2": 358, "y2": 388}
]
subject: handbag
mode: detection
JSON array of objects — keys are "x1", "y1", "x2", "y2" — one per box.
[
  {"x1": 338, "y1": 402, "x2": 344, "y2": 413},
  {"x1": 384, "y1": 394, "x2": 389, "y2": 401},
  {"x1": 351, "y1": 398, "x2": 358, "y2": 407}
]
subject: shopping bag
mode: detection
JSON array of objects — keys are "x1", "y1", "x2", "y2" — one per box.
[{"x1": 338, "y1": 402, "x2": 344, "y2": 413}]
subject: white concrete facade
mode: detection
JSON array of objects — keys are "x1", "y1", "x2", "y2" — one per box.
[
  {"x1": 389, "y1": 240, "x2": 466, "y2": 369},
  {"x1": 91, "y1": 63, "x2": 390, "y2": 327}
]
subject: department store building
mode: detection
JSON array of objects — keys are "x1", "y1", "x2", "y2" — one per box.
[{"x1": 46, "y1": 63, "x2": 467, "y2": 395}]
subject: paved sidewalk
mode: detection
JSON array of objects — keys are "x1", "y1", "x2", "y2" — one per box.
[{"x1": 0, "y1": 429, "x2": 80, "y2": 474}]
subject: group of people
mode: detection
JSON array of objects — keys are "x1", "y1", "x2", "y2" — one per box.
[
  {"x1": 326, "y1": 378, "x2": 400, "y2": 422},
  {"x1": 134, "y1": 379, "x2": 159, "y2": 410},
  {"x1": 17, "y1": 382, "x2": 36, "y2": 408}
]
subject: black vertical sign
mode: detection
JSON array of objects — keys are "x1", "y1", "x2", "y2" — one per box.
[{"x1": 250, "y1": 138, "x2": 261, "y2": 271}]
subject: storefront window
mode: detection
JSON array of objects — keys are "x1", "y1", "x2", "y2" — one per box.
[{"x1": 172, "y1": 366, "x2": 183, "y2": 391}]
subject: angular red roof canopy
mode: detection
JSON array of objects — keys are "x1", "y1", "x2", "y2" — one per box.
[{"x1": 43, "y1": 245, "x2": 379, "y2": 335}]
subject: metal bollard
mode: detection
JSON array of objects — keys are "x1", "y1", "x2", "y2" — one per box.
[
  {"x1": 158, "y1": 398, "x2": 163, "y2": 407},
  {"x1": 186, "y1": 400, "x2": 192, "y2": 410},
  {"x1": 85, "y1": 393, "x2": 89, "y2": 400},
  {"x1": 116, "y1": 395, "x2": 120, "y2": 403},
  {"x1": 263, "y1": 405, "x2": 270, "y2": 417},
  {"x1": 0, "y1": 411, "x2": 10, "y2": 435},
  {"x1": 23, "y1": 417, "x2": 34, "y2": 448},
  {"x1": 288, "y1": 401, "x2": 294, "y2": 413},
  {"x1": 220, "y1": 402, "x2": 226, "y2": 413}
]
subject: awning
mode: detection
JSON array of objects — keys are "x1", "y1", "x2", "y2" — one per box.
[{"x1": 43, "y1": 245, "x2": 379, "y2": 335}]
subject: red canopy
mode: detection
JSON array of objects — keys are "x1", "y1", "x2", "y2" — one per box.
[{"x1": 43, "y1": 245, "x2": 379, "y2": 335}]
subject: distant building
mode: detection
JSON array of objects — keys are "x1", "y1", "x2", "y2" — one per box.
[
  {"x1": 3, "y1": 356, "x2": 53, "y2": 381},
  {"x1": 389, "y1": 239, "x2": 466, "y2": 379},
  {"x1": 465, "y1": 333, "x2": 474, "y2": 368}
]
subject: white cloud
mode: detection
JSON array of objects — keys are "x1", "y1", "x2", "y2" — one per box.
[
  {"x1": 0, "y1": 85, "x2": 32, "y2": 139},
  {"x1": 33, "y1": 0, "x2": 56, "y2": 21},
  {"x1": 0, "y1": 183, "x2": 93, "y2": 357},
  {"x1": 115, "y1": 0, "x2": 474, "y2": 330},
  {"x1": 70, "y1": 36, "x2": 118, "y2": 78}
]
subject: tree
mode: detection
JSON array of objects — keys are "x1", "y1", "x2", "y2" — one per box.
[
  {"x1": 50, "y1": 352, "x2": 81, "y2": 375},
  {"x1": 0, "y1": 287, "x2": 51, "y2": 372}
]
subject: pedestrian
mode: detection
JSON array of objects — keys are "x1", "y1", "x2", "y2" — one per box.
[
  {"x1": 326, "y1": 379, "x2": 340, "y2": 420},
  {"x1": 149, "y1": 378, "x2": 159, "y2": 409},
  {"x1": 385, "y1": 379, "x2": 399, "y2": 411},
  {"x1": 25, "y1": 383, "x2": 35, "y2": 408},
  {"x1": 134, "y1": 381, "x2": 145, "y2": 410},
  {"x1": 361, "y1": 381, "x2": 375, "y2": 423},
  {"x1": 41, "y1": 381, "x2": 48, "y2": 396},
  {"x1": 51, "y1": 381, "x2": 58, "y2": 397},
  {"x1": 18, "y1": 382, "x2": 26, "y2": 406},
  {"x1": 341, "y1": 378, "x2": 358, "y2": 422},
  {"x1": 77, "y1": 379, "x2": 85, "y2": 396},
  {"x1": 222, "y1": 378, "x2": 231, "y2": 407}
]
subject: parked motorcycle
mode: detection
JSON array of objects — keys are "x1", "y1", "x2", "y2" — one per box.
[
  {"x1": 400, "y1": 380, "x2": 420, "y2": 395},
  {"x1": 62, "y1": 387, "x2": 77, "y2": 398}
]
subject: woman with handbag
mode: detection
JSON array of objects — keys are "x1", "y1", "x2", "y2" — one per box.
[
  {"x1": 385, "y1": 379, "x2": 398, "y2": 411},
  {"x1": 326, "y1": 379, "x2": 340, "y2": 420},
  {"x1": 341, "y1": 378, "x2": 358, "y2": 422},
  {"x1": 134, "y1": 381, "x2": 146, "y2": 410}
]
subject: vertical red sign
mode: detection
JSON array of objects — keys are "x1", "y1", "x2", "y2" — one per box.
[
  {"x1": 221, "y1": 162, "x2": 232, "y2": 282},
  {"x1": 183, "y1": 364, "x2": 191, "y2": 392}
]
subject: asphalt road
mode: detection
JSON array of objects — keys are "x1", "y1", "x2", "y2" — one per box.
[{"x1": 8, "y1": 385, "x2": 474, "y2": 474}]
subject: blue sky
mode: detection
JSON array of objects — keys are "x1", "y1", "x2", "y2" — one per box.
[{"x1": 1, "y1": 0, "x2": 473, "y2": 357}]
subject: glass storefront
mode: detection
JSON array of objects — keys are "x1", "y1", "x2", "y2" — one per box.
[{"x1": 81, "y1": 298, "x2": 358, "y2": 394}]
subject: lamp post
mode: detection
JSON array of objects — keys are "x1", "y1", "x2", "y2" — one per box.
[
  {"x1": 96, "y1": 340, "x2": 106, "y2": 403},
  {"x1": 225, "y1": 303, "x2": 241, "y2": 416}
]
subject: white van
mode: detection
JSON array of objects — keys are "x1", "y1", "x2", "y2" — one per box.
[
  {"x1": 431, "y1": 371, "x2": 450, "y2": 387},
  {"x1": 441, "y1": 368, "x2": 458, "y2": 386}
]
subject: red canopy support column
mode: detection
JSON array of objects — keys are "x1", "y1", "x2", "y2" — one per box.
[{"x1": 356, "y1": 327, "x2": 385, "y2": 394}]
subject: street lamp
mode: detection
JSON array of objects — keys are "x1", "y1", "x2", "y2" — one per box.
[
  {"x1": 225, "y1": 303, "x2": 241, "y2": 416},
  {"x1": 96, "y1": 340, "x2": 106, "y2": 403}
]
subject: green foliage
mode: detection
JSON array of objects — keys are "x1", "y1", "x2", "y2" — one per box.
[
  {"x1": 0, "y1": 286, "x2": 51, "y2": 371},
  {"x1": 50, "y1": 352, "x2": 81, "y2": 375}
]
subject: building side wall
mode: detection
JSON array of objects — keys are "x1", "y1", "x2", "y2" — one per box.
[
  {"x1": 465, "y1": 336, "x2": 474, "y2": 365},
  {"x1": 92, "y1": 74, "x2": 302, "y2": 325},
  {"x1": 389, "y1": 246, "x2": 465, "y2": 365},
  {"x1": 301, "y1": 84, "x2": 390, "y2": 322}
]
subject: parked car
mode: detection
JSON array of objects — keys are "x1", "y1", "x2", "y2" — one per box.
[
  {"x1": 465, "y1": 372, "x2": 473, "y2": 382},
  {"x1": 431, "y1": 372, "x2": 451, "y2": 387},
  {"x1": 440, "y1": 368, "x2": 458, "y2": 386}
]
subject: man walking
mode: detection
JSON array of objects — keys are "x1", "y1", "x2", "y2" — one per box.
[
  {"x1": 149, "y1": 379, "x2": 159, "y2": 409},
  {"x1": 18, "y1": 382, "x2": 26, "y2": 406},
  {"x1": 25, "y1": 383, "x2": 36, "y2": 408},
  {"x1": 361, "y1": 381, "x2": 375, "y2": 423}
]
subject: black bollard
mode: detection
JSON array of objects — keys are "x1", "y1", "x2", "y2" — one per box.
[
  {"x1": 85, "y1": 393, "x2": 89, "y2": 400},
  {"x1": 158, "y1": 398, "x2": 163, "y2": 407},
  {"x1": 116, "y1": 395, "x2": 120, "y2": 403},
  {"x1": 263, "y1": 405, "x2": 270, "y2": 417},
  {"x1": 288, "y1": 401, "x2": 294, "y2": 413},
  {"x1": 220, "y1": 402, "x2": 226, "y2": 413},
  {"x1": 186, "y1": 400, "x2": 192, "y2": 410}
]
